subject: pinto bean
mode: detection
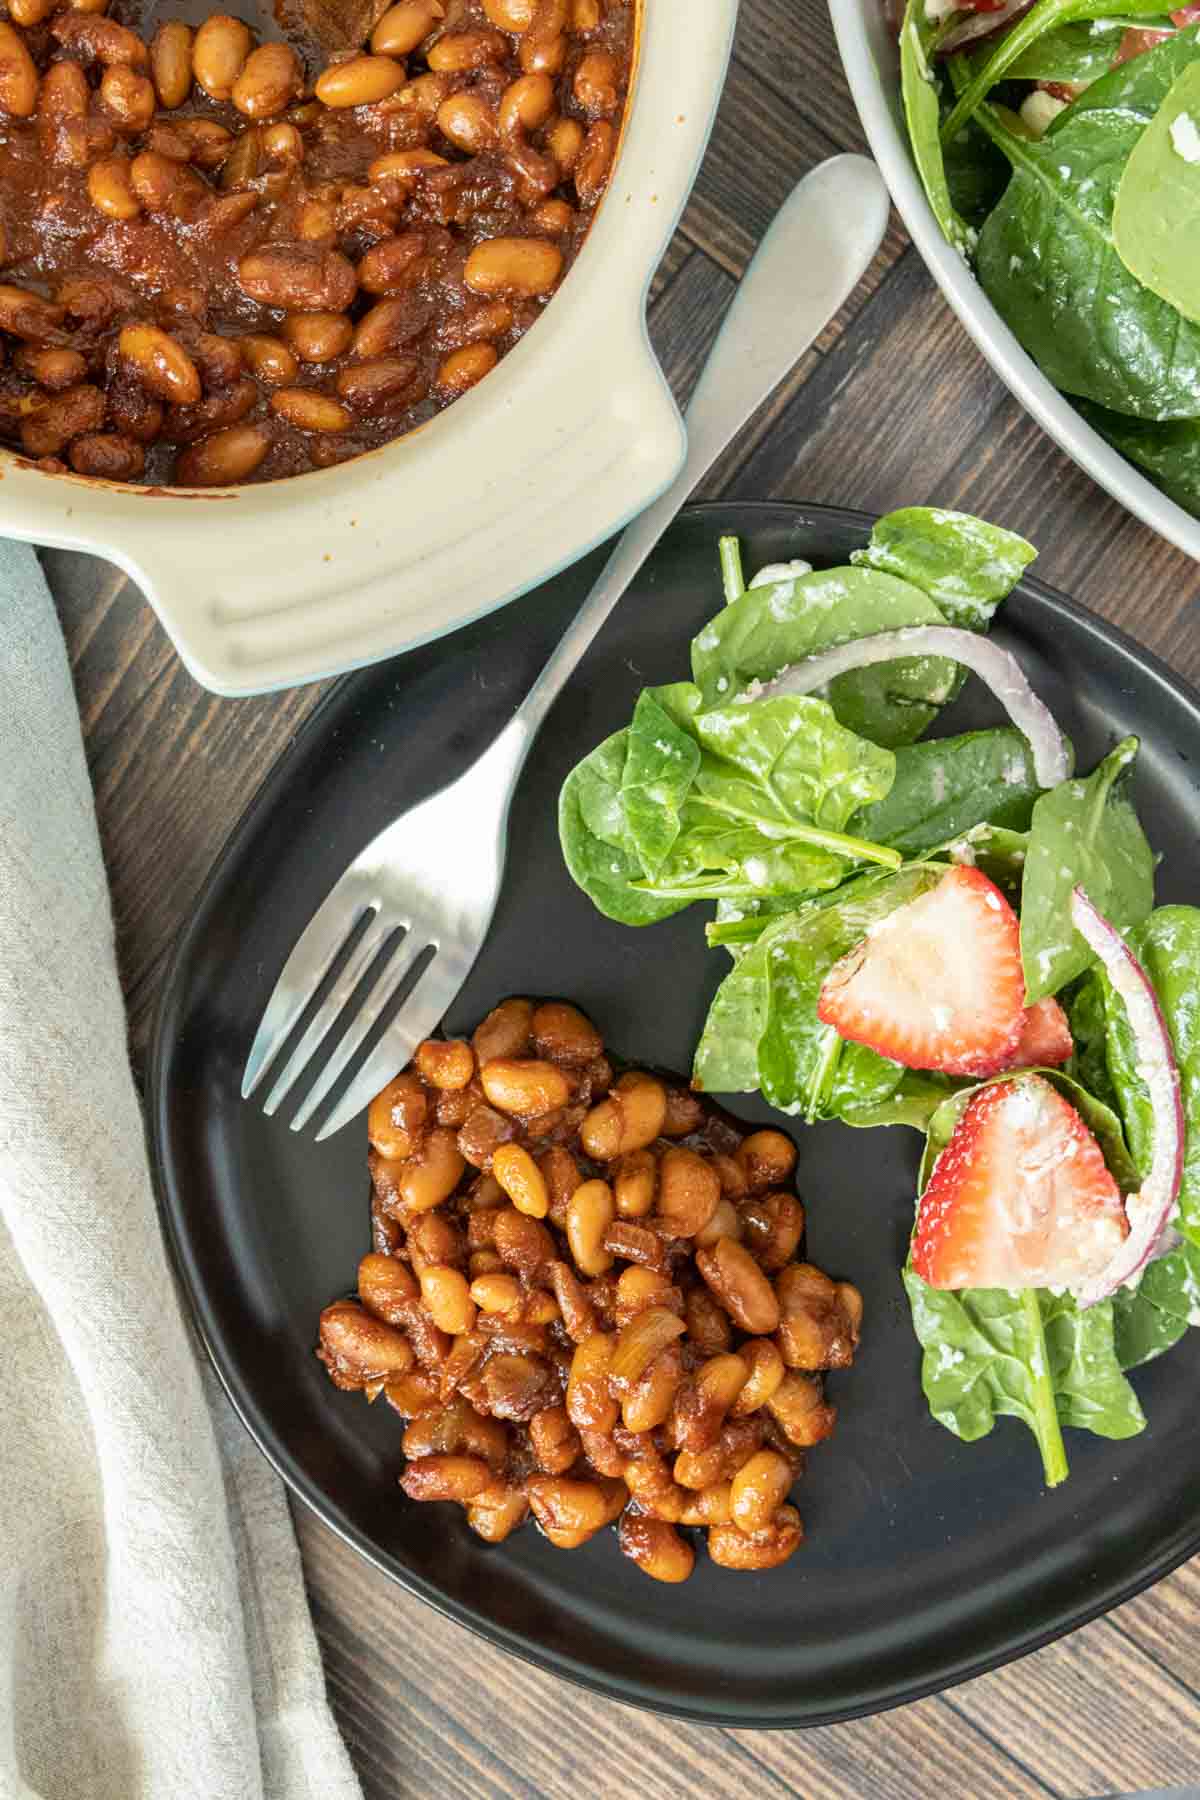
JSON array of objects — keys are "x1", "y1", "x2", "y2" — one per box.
[{"x1": 238, "y1": 244, "x2": 358, "y2": 312}]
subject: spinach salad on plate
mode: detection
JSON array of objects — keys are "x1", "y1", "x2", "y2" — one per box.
[
  {"x1": 559, "y1": 507, "x2": 1200, "y2": 1488},
  {"x1": 897, "y1": 0, "x2": 1200, "y2": 518}
]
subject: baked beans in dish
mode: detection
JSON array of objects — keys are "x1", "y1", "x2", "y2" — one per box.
[
  {"x1": 317, "y1": 998, "x2": 862, "y2": 1582},
  {"x1": 0, "y1": 0, "x2": 633, "y2": 485}
]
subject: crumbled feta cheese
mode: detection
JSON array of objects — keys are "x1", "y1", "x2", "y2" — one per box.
[
  {"x1": 749, "y1": 560, "x2": 813, "y2": 589},
  {"x1": 1171, "y1": 110, "x2": 1200, "y2": 163}
]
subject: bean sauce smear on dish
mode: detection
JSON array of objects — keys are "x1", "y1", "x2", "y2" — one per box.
[
  {"x1": 317, "y1": 998, "x2": 862, "y2": 1583},
  {"x1": 0, "y1": 0, "x2": 633, "y2": 485}
]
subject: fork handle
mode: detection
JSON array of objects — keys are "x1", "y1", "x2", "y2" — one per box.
[{"x1": 483, "y1": 154, "x2": 889, "y2": 787}]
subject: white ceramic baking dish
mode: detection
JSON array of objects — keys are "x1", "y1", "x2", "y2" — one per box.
[
  {"x1": 829, "y1": 0, "x2": 1200, "y2": 564},
  {"x1": 1, "y1": 0, "x2": 737, "y2": 696}
]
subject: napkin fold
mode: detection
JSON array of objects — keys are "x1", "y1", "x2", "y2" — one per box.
[{"x1": 0, "y1": 545, "x2": 361, "y2": 1800}]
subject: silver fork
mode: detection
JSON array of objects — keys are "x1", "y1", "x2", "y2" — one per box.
[{"x1": 242, "y1": 154, "x2": 890, "y2": 1139}]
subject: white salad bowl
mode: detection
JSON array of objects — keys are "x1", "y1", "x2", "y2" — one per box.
[
  {"x1": 2, "y1": 0, "x2": 737, "y2": 696},
  {"x1": 829, "y1": 0, "x2": 1200, "y2": 564}
]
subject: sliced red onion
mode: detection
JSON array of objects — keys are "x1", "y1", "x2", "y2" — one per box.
[
  {"x1": 742, "y1": 625, "x2": 1071, "y2": 789},
  {"x1": 1070, "y1": 887, "x2": 1184, "y2": 1308},
  {"x1": 939, "y1": 0, "x2": 1034, "y2": 55}
]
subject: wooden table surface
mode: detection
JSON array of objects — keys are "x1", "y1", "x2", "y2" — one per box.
[{"x1": 48, "y1": 2, "x2": 1200, "y2": 1793}]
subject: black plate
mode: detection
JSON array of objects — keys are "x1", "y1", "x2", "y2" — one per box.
[{"x1": 150, "y1": 502, "x2": 1200, "y2": 1728}]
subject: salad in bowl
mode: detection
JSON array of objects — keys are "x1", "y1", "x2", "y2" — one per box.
[{"x1": 896, "y1": 0, "x2": 1200, "y2": 520}]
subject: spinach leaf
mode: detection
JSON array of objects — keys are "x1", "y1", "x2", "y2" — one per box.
[
  {"x1": 690, "y1": 565, "x2": 957, "y2": 748},
  {"x1": 1043, "y1": 1290, "x2": 1147, "y2": 1438},
  {"x1": 558, "y1": 731, "x2": 691, "y2": 926},
  {"x1": 644, "y1": 809, "x2": 851, "y2": 905},
  {"x1": 692, "y1": 698, "x2": 896, "y2": 836},
  {"x1": 1065, "y1": 967, "x2": 1121, "y2": 1113},
  {"x1": 1093, "y1": 906, "x2": 1200, "y2": 1245},
  {"x1": 838, "y1": 1069, "x2": 965, "y2": 1131},
  {"x1": 973, "y1": 32, "x2": 1200, "y2": 420},
  {"x1": 1112, "y1": 59, "x2": 1200, "y2": 324},
  {"x1": 706, "y1": 869, "x2": 890, "y2": 951},
  {"x1": 691, "y1": 926, "x2": 771, "y2": 1094},
  {"x1": 1077, "y1": 401, "x2": 1200, "y2": 519},
  {"x1": 620, "y1": 689, "x2": 700, "y2": 877},
  {"x1": 900, "y1": 0, "x2": 977, "y2": 257},
  {"x1": 850, "y1": 727, "x2": 1043, "y2": 856},
  {"x1": 933, "y1": 821, "x2": 1031, "y2": 895},
  {"x1": 561, "y1": 685, "x2": 902, "y2": 925},
  {"x1": 1113, "y1": 1237, "x2": 1200, "y2": 1367},
  {"x1": 707, "y1": 894, "x2": 818, "y2": 949},
  {"x1": 1019, "y1": 736, "x2": 1154, "y2": 1004},
  {"x1": 942, "y1": 0, "x2": 1175, "y2": 141},
  {"x1": 903, "y1": 1271, "x2": 1143, "y2": 1486},
  {"x1": 850, "y1": 506, "x2": 1036, "y2": 627},
  {"x1": 945, "y1": 115, "x2": 1013, "y2": 228},
  {"x1": 998, "y1": 17, "x2": 1171, "y2": 84}
]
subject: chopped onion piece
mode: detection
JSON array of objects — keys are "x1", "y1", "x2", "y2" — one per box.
[
  {"x1": 743, "y1": 625, "x2": 1071, "y2": 789},
  {"x1": 1070, "y1": 887, "x2": 1184, "y2": 1308}
]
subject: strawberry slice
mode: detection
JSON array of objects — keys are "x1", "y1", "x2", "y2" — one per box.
[
  {"x1": 817, "y1": 866, "x2": 1025, "y2": 1076},
  {"x1": 912, "y1": 1074, "x2": 1129, "y2": 1290},
  {"x1": 1000, "y1": 997, "x2": 1073, "y2": 1071}
]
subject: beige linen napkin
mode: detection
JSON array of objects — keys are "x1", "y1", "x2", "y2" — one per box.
[{"x1": 0, "y1": 546, "x2": 361, "y2": 1800}]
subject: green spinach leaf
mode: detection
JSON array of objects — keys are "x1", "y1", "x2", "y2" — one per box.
[
  {"x1": 692, "y1": 697, "x2": 897, "y2": 836},
  {"x1": 1044, "y1": 1290, "x2": 1147, "y2": 1437},
  {"x1": 620, "y1": 689, "x2": 700, "y2": 877},
  {"x1": 691, "y1": 926, "x2": 771, "y2": 1094},
  {"x1": 973, "y1": 32, "x2": 1200, "y2": 420},
  {"x1": 1077, "y1": 401, "x2": 1200, "y2": 518},
  {"x1": 932, "y1": 821, "x2": 1032, "y2": 895},
  {"x1": 945, "y1": 114, "x2": 1014, "y2": 227},
  {"x1": 903, "y1": 1270, "x2": 1143, "y2": 1487},
  {"x1": 850, "y1": 505, "x2": 1036, "y2": 628},
  {"x1": 1113, "y1": 1237, "x2": 1200, "y2": 1367},
  {"x1": 850, "y1": 727, "x2": 1043, "y2": 856},
  {"x1": 1065, "y1": 967, "x2": 1121, "y2": 1112},
  {"x1": 558, "y1": 731, "x2": 692, "y2": 926},
  {"x1": 641, "y1": 809, "x2": 852, "y2": 905},
  {"x1": 1112, "y1": 59, "x2": 1200, "y2": 324},
  {"x1": 998, "y1": 16, "x2": 1171, "y2": 84},
  {"x1": 690, "y1": 565, "x2": 957, "y2": 748},
  {"x1": 942, "y1": 0, "x2": 1175, "y2": 141},
  {"x1": 837, "y1": 1069, "x2": 964, "y2": 1131},
  {"x1": 561, "y1": 685, "x2": 902, "y2": 925},
  {"x1": 901, "y1": 0, "x2": 977, "y2": 257},
  {"x1": 1020, "y1": 736, "x2": 1154, "y2": 1004}
]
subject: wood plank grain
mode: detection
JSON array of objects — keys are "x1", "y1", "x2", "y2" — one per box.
[
  {"x1": 947, "y1": 1616, "x2": 1200, "y2": 1793},
  {"x1": 734, "y1": 0, "x2": 870, "y2": 158},
  {"x1": 1105, "y1": 1561, "x2": 1200, "y2": 1698},
  {"x1": 676, "y1": 55, "x2": 848, "y2": 275}
]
